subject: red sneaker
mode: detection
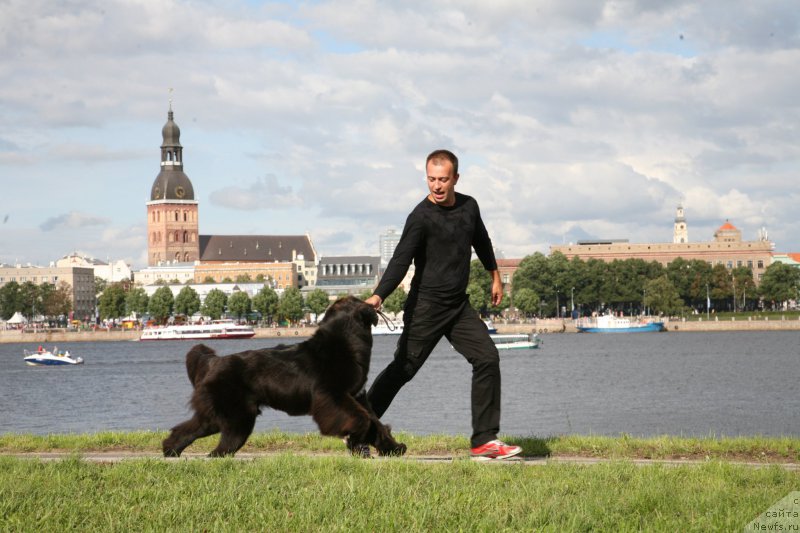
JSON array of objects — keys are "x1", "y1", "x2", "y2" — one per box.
[{"x1": 470, "y1": 439, "x2": 522, "y2": 461}]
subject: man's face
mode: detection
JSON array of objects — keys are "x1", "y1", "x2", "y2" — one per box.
[{"x1": 426, "y1": 160, "x2": 459, "y2": 207}]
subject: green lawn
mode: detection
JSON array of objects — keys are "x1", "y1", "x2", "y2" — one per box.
[{"x1": 1, "y1": 454, "x2": 797, "y2": 532}]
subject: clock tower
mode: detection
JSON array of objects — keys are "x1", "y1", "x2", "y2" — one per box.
[
  {"x1": 673, "y1": 205, "x2": 688, "y2": 244},
  {"x1": 146, "y1": 103, "x2": 199, "y2": 265}
]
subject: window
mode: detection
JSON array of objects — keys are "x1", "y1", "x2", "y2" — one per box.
[
  {"x1": 747, "y1": 260, "x2": 753, "y2": 268},
  {"x1": 737, "y1": 260, "x2": 742, "y2": 267},
  {"x1": 757, "y1": 260, "x2": 764, "y2": 269},
  {"x1": 726, "y1": 261, "x2": 733, "y2": 268}
]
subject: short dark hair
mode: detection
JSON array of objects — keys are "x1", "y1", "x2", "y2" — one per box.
[{"x1": 426, "y1": 149, "x2": 459, "y2": 176}]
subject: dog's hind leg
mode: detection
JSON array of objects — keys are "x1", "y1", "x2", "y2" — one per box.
[
  {"x1": 162, "y1": 416, "x2": 219, "y2": 457},
  {"x1": 209, "y1": 415, "x2": 256, "y2": 457}
]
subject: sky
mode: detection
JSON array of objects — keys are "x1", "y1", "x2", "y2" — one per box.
[{"x1": 1, "y1": 0, "x2": 799, "y2": 269}]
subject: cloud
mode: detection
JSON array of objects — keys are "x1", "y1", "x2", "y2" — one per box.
[
  {"x1": 39, "y1": 212, "x2": 110, "y2": 232},
  {"x1": 3, "y1": 0, "x2": 800, "y2": 269},
  {"x1": 208, "y1": 174, "x2": 303, "y2": 210}
]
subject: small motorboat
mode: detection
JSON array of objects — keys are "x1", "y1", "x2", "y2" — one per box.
[
  {"x1": 491, "y1": 332, "x2": 541, "y2": 351},
  {"x1": 23, "y1": 347, "x2": 84, "y2": 366}
]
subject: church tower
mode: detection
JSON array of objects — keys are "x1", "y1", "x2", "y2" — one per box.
[
  {"x1": 146, "y1": 102, "x2": 200, "y2": 265},
  {"x1": 673, "y1": 205, "x2": 688, "y2": 244}
]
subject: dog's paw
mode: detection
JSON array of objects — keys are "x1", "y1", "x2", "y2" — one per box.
[
  {"x1": 378, "y1": 442, "x2": 407, "y2": 457},
  {"x1": 163, "y1": 448, "x2": 181, "y2": 458}
]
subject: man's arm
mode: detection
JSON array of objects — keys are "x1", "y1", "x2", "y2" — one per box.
[
  {"x1": 368, "y1": 212, "x2": 424, "y2": 309},
  {"x1": 471, "y1": 201, "x2": 498, "y2": 272}
]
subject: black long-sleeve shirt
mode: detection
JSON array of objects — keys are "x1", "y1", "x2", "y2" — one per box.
[{"x1": 374, "y1": 192, "x2": 497, "y2": 306}]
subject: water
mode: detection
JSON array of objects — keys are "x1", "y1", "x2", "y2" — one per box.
[{"x1": 1, "y1": 331, "x2": 797, "y2": 437}]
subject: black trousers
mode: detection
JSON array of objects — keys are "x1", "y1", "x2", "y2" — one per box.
[{"x1": 367, "y1": 296, "x2": 501, "y2": 448}]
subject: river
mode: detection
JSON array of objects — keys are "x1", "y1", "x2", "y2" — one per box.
[{"x1": 1, "y1": 331, "x2": 797, "y2": 437}]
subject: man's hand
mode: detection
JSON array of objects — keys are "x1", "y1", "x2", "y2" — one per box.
[
  {"x1": 490, "y1": 271, "x2": 503, "y2": 307},
  {"x1": 364, "y1": 294, "x2": 383, "y2": 309}
]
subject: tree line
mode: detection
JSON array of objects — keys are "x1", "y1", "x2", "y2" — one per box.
[
  {"x1": 502, "y1": 252, "x2": 800, "y2": 318},
  {"x1": 9, "y1": 252, "x2": 799, "y2": 326},
  {"x1": 0, "y1": 281, "x2": 73, "y2": 322},
  {"x1": 96, "y1": 285, "x2": 339, "y2": 325}
]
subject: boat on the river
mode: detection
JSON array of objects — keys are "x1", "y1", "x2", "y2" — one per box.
[
  {"x1": 576, "y1": 314, "x2": 664, "y2": 333},
  {"x1": 373, "y1": 319, "x2": 496, "y2": 336},
  {"x1": 491, "y1": 332, "x2": 541, "y2": 350},
  {"x1": 371, "y1": 322, "x2": 403, "y2": 336},
  {"x1": 24, "y1": 348, "x2": 84, "y2": 366},
  {"x1": 140, "y1": 320, "x2": 256, "y2": 341}
]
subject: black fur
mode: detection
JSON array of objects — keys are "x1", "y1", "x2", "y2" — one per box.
[{"x1": 162, "y1": 296, "x2": 407, "y2": 458}]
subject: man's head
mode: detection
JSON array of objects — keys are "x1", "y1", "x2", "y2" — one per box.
[{"x1": 425, "y1": 149, "x2": 459, "y2": 207}]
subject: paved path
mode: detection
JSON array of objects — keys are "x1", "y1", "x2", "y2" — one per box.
[{"x1": 4, "y1": 452, "x2": 798, "y2": 470}]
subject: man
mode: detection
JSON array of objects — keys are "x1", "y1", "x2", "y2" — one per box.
[{"x1": 364, "y1": 149, "x2": 521, "y2": 461}]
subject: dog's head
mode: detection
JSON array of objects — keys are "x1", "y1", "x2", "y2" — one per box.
[{"x1": 321, "y1": 296, "x2": 379, "y2": 330}]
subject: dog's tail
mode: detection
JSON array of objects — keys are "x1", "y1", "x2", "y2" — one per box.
[{"x1": 186, "y1": 343, "x2": 217, "y2": 387}]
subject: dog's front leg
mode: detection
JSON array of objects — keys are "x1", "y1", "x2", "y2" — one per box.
[
  {"x1": 311, "y1": 392, "x2": 374, "y2": 445},
  {"x1": 351, "y1": 390, "x2": 407, "y2": 456}
]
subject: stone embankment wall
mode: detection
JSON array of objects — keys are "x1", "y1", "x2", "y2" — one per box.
[
  {"x1": 2, "y1": 317, "x2": 799, "y2": 344},
  {"x1": 496, "y1": 317, "x2": 800, "y2": 334}
]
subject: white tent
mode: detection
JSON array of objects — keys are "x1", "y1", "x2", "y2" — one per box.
[{"x1": 7, "y1": 312, "x2": 27, "y2": 324}]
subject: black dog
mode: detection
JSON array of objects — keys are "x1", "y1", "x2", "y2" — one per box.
[{"x1": 162, "y1": 296, "x2": 406, "y2": 458}]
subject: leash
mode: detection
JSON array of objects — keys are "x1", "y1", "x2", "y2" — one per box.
[{"x1": 376, "y1": 309, "x2": 399, "y2": 331}]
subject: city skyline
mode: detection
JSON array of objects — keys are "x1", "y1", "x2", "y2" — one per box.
[{"x1": 2, "y1": 1, "x2": 799, "y2": 269}]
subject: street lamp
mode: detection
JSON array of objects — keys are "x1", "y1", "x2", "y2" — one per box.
[
  {"x1": 706, "y1": 283, "x2": 710, "y2": 320},
  {"x1": 571, "y1": 287, "x2": 575, "y2": 317},
  {"x1": 555, "y1": 286, "x2": 559, "y2": 318},
  {"x1": 642, "y1": 288, "x2": 646, "y2": 316}
]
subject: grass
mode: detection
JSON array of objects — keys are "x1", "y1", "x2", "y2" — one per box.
[
  {"x1": 1, "y1": 430, "x2": 798, "y2": 463},
  {"x1": 1, "y1": 432, "x2": 798, "y2": 531},
  {"x1": 1, "y1": 454, "x2": 798, "y2": 531}
]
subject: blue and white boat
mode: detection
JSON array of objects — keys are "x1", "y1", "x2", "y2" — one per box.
[
  {"x1": 576, "y1": 314, "x2": 664, "y2": 333},
  {"x1": 24, "y1": 348, "x2": 84, "y2": 366}
]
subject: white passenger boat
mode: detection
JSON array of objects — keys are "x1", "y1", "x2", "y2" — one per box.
[
  {"x1": 24, "y1": 348, "x2": 84, "y2": 366},
  {"x1": 372, "y1": 319, "x2": 495, "y2": 336},
  {"x1": 371, "y1": 323, "x2": 403, "y2": 336},
  {"x1": 576, "y1": 314, "x2": 664, "y2": 333},
  {"x1": 491, "y1": 332, "x2": 541, "y2": 350},
  {"x1": 140, "y1": 320, "x2": 256, "y2": 341}
]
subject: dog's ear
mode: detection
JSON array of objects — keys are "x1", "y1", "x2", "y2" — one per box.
[{"x1": 360, "y1": 304, "x2": 378, "y2": 327}]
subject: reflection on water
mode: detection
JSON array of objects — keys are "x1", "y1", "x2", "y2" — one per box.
[{"x1": 0, "y1": 331, "x2": 798, "y2": 437}]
